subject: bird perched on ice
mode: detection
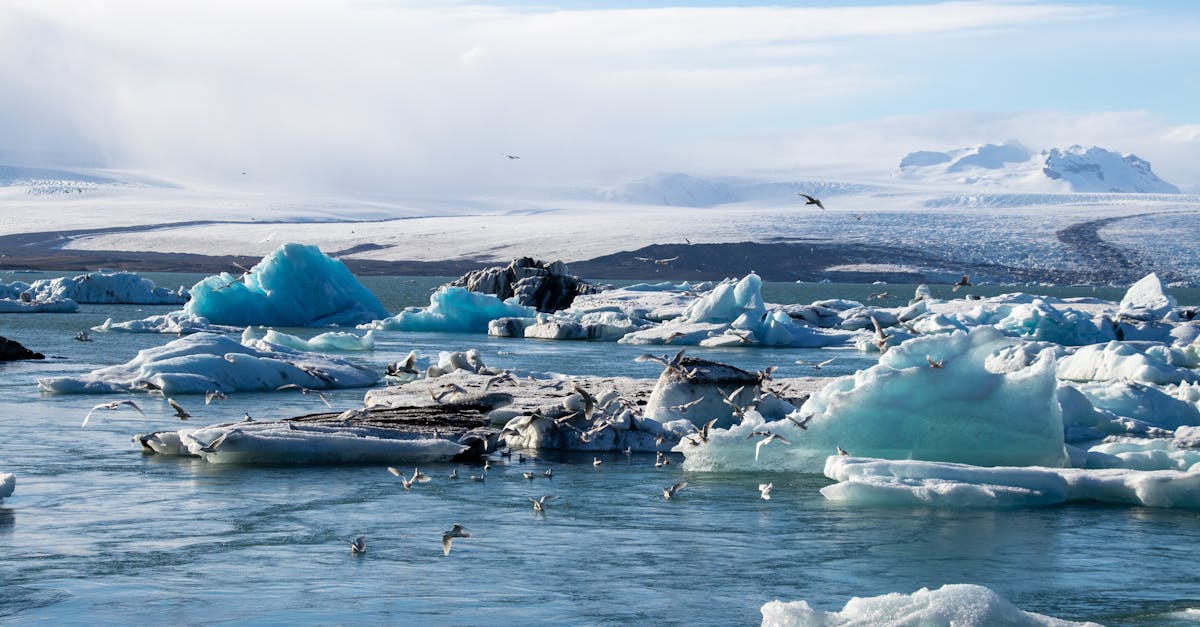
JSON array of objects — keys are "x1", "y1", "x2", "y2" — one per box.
[
  {"x1": 82, "y1": 400, "x2": 145, "y2": 427},
  {"x1": 952, "y1": 275, "x2": 972, "y2": 291},
  {"x1": 442, "y1": 524, "x2": 470, "y2": 555},
  {"x1": 759, "y1": 483, "x2": 773, "y2": 500},
  {"x1": 663, "y1": 482, "x2": 688, "y2": 500},
  {"x1": 837, "y1": 446, "x2": 849, "y2": 456},
  {"x1": 347, "y1": 536, "x2": 366, "y2": 555},
  {"x1": 797, "y1": 193, "x2": 826, "y2": 210}
]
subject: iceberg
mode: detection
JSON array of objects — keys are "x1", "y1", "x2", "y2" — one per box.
[
  {"x1": 1084, "y1": 437, "x2": 1200, "y2": 472},
  {"x1": 38, "y1": 332, "x2": 379, "y2": 395},
  {"x1": 489, "y1": 311, "x2": 648, "y2": 341},
  {"x1": 241, "y1": 327, "x2": 375, "y2": 352},
  {"x1": 1057, "y1": 341, "x2": 1199, "y2": 385},
  {"x1": 565, "y1": 282, "x2": 704, "y2": 321},
  {"x1": 25, "y1": 271, "x2": 188, "y2": 304},
  {"x1": 822, "y1": 456, "x2": 1200, "y2": 510},
  {"x1": 363, "y1": 285, "x2": 534, "y2": 333},
  {"x1": 681, "y1": 327, "x2": 1069, "y2": 472},
  {"x1": 94, "y1": 311, "x2": 241, "y2": 335},
  {"x1": 0, "y1": 472, "x2": 13, "y2": 500},
  {"x1": 185, "y1": 243, "x2": 388, "y2": 327},
  {"x1": 761, "y1": 583, "x2": 1102, "y2": 627},
  {"x1": 1119, "y1": 272, "x2": 1176, "y2": 321},
  {"x1": 0, "y1": 297, "x2": 78, "y2": 313}
]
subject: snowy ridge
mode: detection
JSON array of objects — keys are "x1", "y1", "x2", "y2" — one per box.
[{"x1": 899, "y1": 143, "x2": 1180, "y2": 193}]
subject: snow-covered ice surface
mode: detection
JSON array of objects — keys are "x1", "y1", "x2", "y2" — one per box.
[
  {"x1": 36, "y1": 332, "x2": 379, "y2": 395},
  {"x1": 761, "y1": 583, "x2": 1102, "y2": 627},
  {"x1": 23, "y1": 271, "x2": 187, "y2": 305}
]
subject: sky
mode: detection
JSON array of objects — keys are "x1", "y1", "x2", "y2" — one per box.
[{"x1": 1, "y1": 0, "x2": 1198, "y2": 197}]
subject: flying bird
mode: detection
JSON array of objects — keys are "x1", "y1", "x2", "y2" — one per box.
[
  {"x1": 529, "y1": 495, "x2": 558, "y2": 513},
  {"x1": 759, "y1": 483, "x2": 773, "y2": 500},
  {"x1": 952, "y1": 275, "x2": 972, "y2": 291},
  {"x1": 442, "y1": 524, "x2": 470, "y2": 556},
  {"x1": 663, "y1": 482, "x2": 688, "y2": 500},
  {"x1": 798, "y1": 193, "x2": 825, "y2": 210},
  {"x1": 82, "y1": 400, "x2": 145, "y2": 427},
  {"x1": 505, "y1": 154, "x2": 521, "y2": 159},
  {"x1": 927, "y1": 355, "x2": 945, "y2": 368},
  {"x1": 204, "y1": 390, "x2": 227, "y2": 405},
  {"x1": 754, "y1": 432, "x2": 791, "y2": 461},
  {"x1": 388, "y1": 467, "x2": 431, "y2": 490},
  {"x1": 166, "y1": 398, "x2": 191, "y2": 420},
  {"x1": 277, "y1": 384, "x2": 332, "y2": 407},
  {"x1": 797, "y1": 357, "x2": 836, "y2": 371}
]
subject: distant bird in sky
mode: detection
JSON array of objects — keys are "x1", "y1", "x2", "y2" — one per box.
[
  {"x1": 953, "y1": 275, "x2": 972, "y2": 291},
  {"x1": 663, "y1": 482, "x2": 688, "y2": 500},
  {"x1": 347, "y1": 536, "x2": 366, "y2": 555},
  {"x1": 82, "y1": 400, "x2": 145, "y2": 427},
  {"x1": 505, "y1": 154, "x2": 521, "y2": 159},
  {"x1": 442, "y1": 524, "x2": 470, "y2": 556},
  {"x1": 759, "y1": 483, "x2": 773, "y2": 500},
  {"x1": 798, "y1": 193, "x2": 825, "y2": 210},
  {"x1": 166, "y1": 398, "x2": 191, "y2": 420}
]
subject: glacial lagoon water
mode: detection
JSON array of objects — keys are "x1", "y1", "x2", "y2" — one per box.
[{"x1": 2, "y1": 275, "x2": 1199, "y2": 625}]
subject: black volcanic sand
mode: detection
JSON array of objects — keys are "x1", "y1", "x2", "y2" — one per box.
[{"x1": 0, "y1": 216, "x2": 1166, "y2": 285}]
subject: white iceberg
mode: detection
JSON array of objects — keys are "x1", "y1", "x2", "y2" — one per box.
[
  {"x1": 0, "y1": 472, "x2": 13, "y2": 500},
  {"x1": 363, "y1": 285, "x2": 534, "y2": 333},
  {"x1": 241, "y1": 326, "x2": 375, "y2": 352},
  {"x1": 185, "y1": 243, "x2": 388, "y2": 326},
  {"x1": 1119, "y1": 272, "x2": 1176, "y2": 321},
  {"x1": 761, "y1": 583, "x2": 1101, "y2": 627},
  {"x1": 822, "y1": 456, "x2": 1200, "y2": 510},
  {"x1": 25, "y1": 270, "x2": 188, "y2": 304},
  {"x1": 1057, "y1": 341, "x2": 1199, "y2": 385},
  {"x1": 38, "y1": 332, "x2": 379, "y2": 395},
  {"x1": 489, "y1": 311, "x2": 648, "y2": 341},
  {"x1": 1072, "y1": 380, "x2": 1200, "y2": 432},
  {"x1": 93, "y1": 311, "x2": 241, "y2": 335},
  {"x1": 0, "y1": 297, "x2": 78, "y2": 313},
  {"x1": 993, "y1": 299, "x2": 1109, "y2": 346},
  {"x1": 683, "y1": 327, "x2": 1069, "y2": 472},
  {"x1": 1084, "y1": 437, "x2": 1200, "y2": 472}
]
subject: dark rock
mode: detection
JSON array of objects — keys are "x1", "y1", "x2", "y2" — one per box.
[
  {"x1": 0, "y1": 336, "x2": 44, "y2": 361},
  {"x1": 449, "y1": 257, "x2": 602, "y2": 312}
]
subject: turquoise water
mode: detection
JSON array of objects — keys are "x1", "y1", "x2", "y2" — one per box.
[{"x1": 1, "y1": 276, "x2": 1198, "y2": 625}]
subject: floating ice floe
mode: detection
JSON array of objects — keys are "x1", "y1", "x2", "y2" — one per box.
[
  {"x1": 186, "y1": 243, "x2": 388, "y2": 326},
  {"x1": 37, "y1": 332, "x2": 379, "y2": 395},
  {"x1": 0, "y1": 296, "x2": 78, "y2": 313},
  {"x1": 94, "y1": 311, "x2": 241, "y2": 334},
  {"x1": 619, "y1": 274, "x2": 853, "y2": 347},
  {"x1": 564, "y1": 281, "x2": 705, "y2": 321},
  {"x1": 761, "y1": 583, "x2": 1101, "y2": 627},
  {"x1": 1057, "y1": 341, "x2": 1199, "y2": 385},
  {"x1": 0, "y1": 472, "x2": 13, "y2": 501},
  {"x1": 822, "y1": 456, "x2": 1200, "y2": 509},
  {"x1": 682, "y1": 326, "x2": 1068, "y2": 472},
  {"x1": 489, "y1": 310, "x2": 648, "y2": 341},
  {"x1": 24, "y1": 270, "x2": 188, "y2": 304},
  {"x1": 241, "y1": 327, "x2": 375, "y2": 352},
  {"x1": 139, "y1": 422, "x2": 469, "y2": 465},
  {"x1": 363, "y1": 286, "x2": 534, "y2": 333}
]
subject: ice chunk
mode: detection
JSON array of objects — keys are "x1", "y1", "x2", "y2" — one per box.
[
  {"x1": 186, "y1": 243, "x2": 388, "y2": 326},
  {"x1": 1057, "y1": 341, "x2": 1199, "y2": 385},
  {"x1": 1119, "y1": 272, "x2": 1176, "y2": 321},
  {"x1": 0, "y1": 297, "x2": 78, "y2": 313},
  {"x1": 1084, "y1": 437, "x2": 1200, "y2": 472},
  {"x1": 25, "y1": 271, "x2": 188, "y2": 304},
  {"x1": 241, "y1": 327, "x2": 375, "y2": 352},
  {"x1": 1073, "y1": 380, "x2": 1200, "y2": 431},
  {"x1": 761, "y1": 583, "x2": 1101, "y2": 627},
  {"x1": 822, "y1": 456, "x2": 1200, "y2": 510},
  {"x1": 994, "y1": 299, "x2": 1108, "y2": 345},
  {"x1": 0, "y1": 472, "x2": 13, "y2": 500},
  {"x1": 681, "y1": 327, "x2": 1069, "y2": 472},
  {"x1": 643, "y1": 357, "x2": 763, "y2": 428},
  {"x1": 94, "y1": 311, "x2": 241, "y2": 335},
  {"x1": 363, "y1": 286, "x2": 534, "y2": 333},
  {"x1": 38, "y1": 332, "x2": 379, "y2": 394}
]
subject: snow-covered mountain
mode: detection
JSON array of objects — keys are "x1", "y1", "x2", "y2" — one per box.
[{"x1": 897, "y1": 143, "x2": 1180, "y2": 193}]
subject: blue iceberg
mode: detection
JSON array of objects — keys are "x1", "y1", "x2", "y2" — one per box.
[{"x1": 363, "y1": 286, "x2": 535, "y2": 333}]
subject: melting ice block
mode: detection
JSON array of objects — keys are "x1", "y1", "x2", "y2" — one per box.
[
  {"x1": 186, "y1": 243, "x2": 388, "y2": 326},
  {"x1": 37, "y1": 332, "x2": 379, "y2": 395},
  {"x1": 761, "y1": 583, "x2": 1102, "y2": 627},
  {"x1": 822, "y1": 456, "x2": 1200, "y2": 510},
  {"x1": 682, "y1": 327, "x2": 1069, "y2": 472},
  {"x1": 0, "y1": 472, "x2": 13, "y2": 500},
  {"x1": 364, "y1": 285, "x2": 535, "y2": 333}
]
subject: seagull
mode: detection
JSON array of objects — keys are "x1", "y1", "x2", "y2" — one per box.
[
  {"x1": 197, "y1": 429, "x2": 238, "y2": 453},
  {"x1": 522, "y1": 471, "x2": 536, "y2": 480},
  {"x1": 798, "y1": 357, "x2": 836, "y2": 371},
  {"x1": 449, "y1": 468, "x2": 459, "y2": 479},
  {"x1": 347, "y1": 536, "x2": 366, "y2": 555},
  {"x1": 204, "y1": 390, "x2": 227, "y2": 405},
  {"x1": 505, "y1": 154, "x2": 521, "y2": 159},
  {"x1": 868, "y1": 291, "x2": 889, "y2": 299},
  {"x1": 663, "y1": 331, "x2": 687, "y2": 344},
  {"x1": 74, "y1": 331, "x2": 94, "y2": 342},
  {"x1": 871, "y1": 317, "x2": 891, "y2": 353},
  {"x1": 593, "y1": 457, "x2": 602, "y2": 467},
  {"x1": 388, "y1": 467, "x2": 431, "y2": 490},
  {"x1": 952, "y1": 275, "x2": 972, "y2": 291},
  {"x1": 694, "y1": 418, "x2": 719, "y2": 445},
  {"x1": 719, "y1": 387, "x2": 748, "y2": 421},
  {"x1": 542, "y1": 468, "x2": 554, "y2": 479},
  {"x1": 798, "y1": 193, "x2": 826, "y2": 210},
  {"x1": 529, "y1": 495, "x2": 558, "y2": 513},
  {"x1": 276, "y1": 384, "x2": 332, "y2": 407},
  {"x1": 754, "y1": 432, "x2": 791, "y2": 461},
  {"x1": 663, "y1": 482, "x2": 688, "y2": 500},
  {"x1": 571, "y1": 382, "x2": 597, "y2": 420},
  {"x1": 166, "y1": 398, "x2": 191, "y2": 420},
  {"x1": 786, "y1": 414, "x2": 812, "y2": 430},
  {"x1": 385, "y1": 351, "x2": 420, "y2": 377},
  {"x1": 837, "y1": 445, "x2": 850, "y2": 456},
  {"x1": 759, "y1": 483, "x2": 773, "y2": 500},
  {"x1": 483, "y1": 372, "x2": 516, "y2": 391},
  {"x1": 927, "y1": 355, "x2": 945, "y2": 368},
  {"x1": 434, "y1": 383, "x2": 469, "y2": 403},
  {"x1": 82, "y1": 400, "x2": 145, "y2": 427},
  {"x1": 442, "y1": 524, "x2": 470, "y2": 556},
  {"x1": 665, "y1": 397, "x2": 704, "y2": 414}
]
